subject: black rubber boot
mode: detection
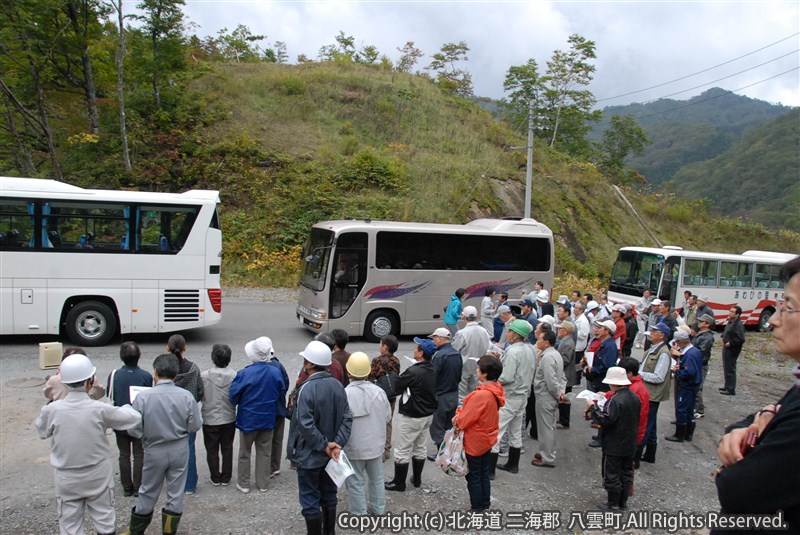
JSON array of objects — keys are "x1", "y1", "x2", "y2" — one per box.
[
  {"x1": 620, "y1": 486, "x2": 630, "y2": 510},
  {"x1": 322, "y1": 507, "x2": 337, "y2": 535},
  {"x1": 599, "y1": 491, "x2": 621, "y2": 510},
  {"x1": 633, "y1": 443, "x2": 644, "y2": 469},
  {"x1": 162, "y1": 508, "x2": 182, "y2": 534},
  {"x1": 411, "y1": 458, "x2": 425, "y2": 488},
  {"x1": 488, "y1": 452, "x2": 499, "y2": 481},
  {"x1": 685, "y1": 421, "x2": 696, "y2": 442},
  {"x1": 304, "y1": 514, "x2": 323, "y2": 535},
  {"x1": 385, "y1": 462, "x2": 409, "y2": 492},
  {"x1": 665, "y1": 423, "x2": 688, "y2": 442},
  {"x1": 641, "y1": 444, "x2": 657, "y2": 463},
  {"x1": 496, "y1": 447, "x2": 520, "y2": 474},
  {"x1": 558, "y1": 402, "x2": 571, "y2": 428},
  {"x1": 121, "y1": 508, "x2": 153, "y2": 535}
]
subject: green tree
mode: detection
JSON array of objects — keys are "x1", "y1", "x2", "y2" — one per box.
[
  {"x1": 0, "y1": 0, "x2": 64, "y2": 178},
  {"x1": 319, "y1": 31, "x2": 357, "y2": 62},
  {"x1": 542, "y1": 34, "x2": 599, "y2": 156},
  {"x1": 216, "y1": 24, "x2": 266, "y2": 63},
  {"x1": 427, "y1": 41, "x2": 473, "y2": 97},
  {"x1": 274, "y1": 41, "x2": 288, "y2": 64},
  {"x1": 396, "y1": 41, "x2": 423, "y2": 73},
  {"x1": 133, "y1": 0, "x2": 186, "y2": 108},
  {"x1": 597, "y1": 114, "x2": 651, "y2": 181},
  {"x1": 501, "y1": 58, "x2": 542, "y2": 125}
]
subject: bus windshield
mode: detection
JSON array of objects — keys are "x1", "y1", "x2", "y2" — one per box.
[
  {"x1": 300, "y1": 227, "x2": 334, "y2": 292},
  {"x1": 609, "y1": 249, "x2": 664, "y2": 296}
]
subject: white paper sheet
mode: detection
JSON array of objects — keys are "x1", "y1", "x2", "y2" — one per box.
[{"x1": 325, "y1": 450, "x2": 355, "y2": 488}]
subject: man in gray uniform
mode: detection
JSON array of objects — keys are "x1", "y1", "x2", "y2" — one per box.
[
  {"x1": 35, "y1": 354, "x2": 141, "y2": 535},
  {"x1": 123, "y1": 354, "x2": 202, "y2": 535}
]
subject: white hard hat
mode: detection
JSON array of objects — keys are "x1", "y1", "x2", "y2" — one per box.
[
  {"x1": 60, "y1": 354, "x2": 96, "y2": 383},
  {"x1": 300, "y1": 340, "x2": 332, "y2": 366}
]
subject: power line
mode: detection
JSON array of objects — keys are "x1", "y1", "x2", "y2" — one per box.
[
  {"x1": 597, "y1": 32, "x2": 800, "y2": 103},
  {"x1": 632, "y1": 67, "x2": 800, "y2": 120},
  {"x1": 640, "y1": 49, "x2": 799, "y2": 103}
]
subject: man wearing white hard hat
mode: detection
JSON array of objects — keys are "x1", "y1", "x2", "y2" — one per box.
[
  {"x1": 36, "y1": 354, "x2": 142, "y2": 535},
  {"x1": 287, "y1": 340, "x2": 352, "y2": 535},
  {"x1": 587, "y1": 366, "x2": 641, "y2": 511}
]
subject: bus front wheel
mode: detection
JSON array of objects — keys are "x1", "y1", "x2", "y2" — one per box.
[
  {"x1": 759, "y1": 308, "x2": 775, "y2": 332},
  {"x1": 364, "y1": 310, "x2": 398, "y2": 343},
  {"x1": 65, "y1": 301, "x2": 117, "y2": 346}
]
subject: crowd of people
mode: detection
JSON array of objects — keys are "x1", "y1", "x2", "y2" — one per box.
[{"x1": 34, "y1": 259, "x2": 800, "y2": 534}]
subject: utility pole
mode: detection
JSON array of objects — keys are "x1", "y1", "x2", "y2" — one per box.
[{"x1": 524, "y1": 98, "x2": 534, "y2": 219}]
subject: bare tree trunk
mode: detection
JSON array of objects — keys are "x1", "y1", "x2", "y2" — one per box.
[
  {"x1": 151, "y1": 30, "x2": 161, "y2": 108},
  {"x1": 66, "y1": 1, "x2": 100, "y2": 134},
  {"x1": 1, "y1": 95, "x2": 37, "y2": 176},
  {"x1": 0, "y1": 74, "x2": 61, "y2": 180},
  {"x1": 34, "y1": 75, "x2": 63, "y2": 180},
  {"x1": 114, "y1": 0, "x2": 132, "y2": 171},
  {"x1": 549, "y1": 104, "x2": 562, "y2": 148}
]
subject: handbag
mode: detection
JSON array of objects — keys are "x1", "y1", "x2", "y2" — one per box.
[
  {"x1": 374, "y1": 356, "x2": 399, "y2": 400},
  {"x1": 435, "y1": 427, "x2": 469, "y2": 477}
]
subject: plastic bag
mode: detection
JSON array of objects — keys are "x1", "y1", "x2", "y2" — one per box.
[{"x1": 435, "y1": 427, "x2": 469, "y2": 477}]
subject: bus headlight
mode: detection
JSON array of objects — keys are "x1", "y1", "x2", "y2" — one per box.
[{"x1": 298, "y1": 305, "x2": 326, "y2": 320}]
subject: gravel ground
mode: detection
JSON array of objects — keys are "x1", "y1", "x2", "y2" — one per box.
[{"x1": 1, "y1": 288, "x2": 795, "y2": 534}]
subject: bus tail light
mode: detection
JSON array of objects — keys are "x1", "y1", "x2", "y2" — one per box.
[{"x1": 208, "y1": 289, "x2": 222, "y2": 313}]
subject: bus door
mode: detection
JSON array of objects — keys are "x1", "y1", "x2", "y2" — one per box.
[
  {"x1": 659, "y1": 256, "x2": 681, "y2": 304},
  {"x1": 329, "y1": 232, "x2": 367, "y2": 322}
]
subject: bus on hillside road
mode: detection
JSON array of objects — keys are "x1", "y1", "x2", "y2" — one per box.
[
  {"x1": 607, "y1": 246, "x2": 796, "y2": 330},
  {"x1": 0, "y1": 177, "x2": 223, "y2": 346},
  {"x1": 296, "y1": 218, "x2": 554, "y2": 342}
]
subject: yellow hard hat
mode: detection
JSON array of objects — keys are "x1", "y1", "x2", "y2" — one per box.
[{"x1": 346, "y1": 352, "x2": 371, "y2": 378}]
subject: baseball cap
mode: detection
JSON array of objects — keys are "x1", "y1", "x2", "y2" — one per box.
[
  {"x1": 413, "y1": 337, "x2": 438, "y2": 357},
  {"x1": 594, "y1": 319, "x2": 617, "y2": 334},
  {"x1": 463, "y1": 306, "x2": 478, "y2": 320},
  {"x1": 428, "y1": 327, "x2": 451, "y2": 339},
  {"x1": 673, "y1": 329, "x2": 690, "y2": 341}
]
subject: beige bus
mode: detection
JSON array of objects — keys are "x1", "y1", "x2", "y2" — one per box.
[{"x1": 296, "y1": 218, "x2": 554, "y2": 341}]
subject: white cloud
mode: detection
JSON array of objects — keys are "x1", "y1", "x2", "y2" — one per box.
[{"x1": 180, "y1": 0, "x2": 800, "y2": 107}]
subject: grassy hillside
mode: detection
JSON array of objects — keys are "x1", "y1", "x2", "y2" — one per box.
[{"x1": 181, "y1": 63, "x2": 799, "y2": 287}]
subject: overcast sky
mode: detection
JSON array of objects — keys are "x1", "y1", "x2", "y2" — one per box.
[{"x1": 176, "y1": 0, "x2": 800, "y2": 108}]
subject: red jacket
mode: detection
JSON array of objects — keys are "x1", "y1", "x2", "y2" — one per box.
[
  {"x1": 604, "y1": 375, "x2": 650, "y2": 444},
  {"x1": 455, "y1": 381, "x2": 506, "y2": 456}
]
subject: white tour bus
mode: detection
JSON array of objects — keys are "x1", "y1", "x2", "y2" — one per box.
[
  {"x1": 296, "y1": 218, "x2": 554, "y2": 341},
  {"x1": 608, "y1": 246, "x2": 796, "y2": 329},
  {"x1": 0, "y1": 177, "x2": 223, "y2": 346}
]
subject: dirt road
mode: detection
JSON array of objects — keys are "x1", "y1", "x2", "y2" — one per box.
[{"x1": 1, "y1": 295, "x2": 794, "y2": 534}]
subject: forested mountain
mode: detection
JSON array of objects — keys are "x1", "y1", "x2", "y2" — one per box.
[
  {"x1": 595, "y1": 89, "x2": 797, "y2": 231},
  {"x1": 663, "y1": 109, "x2": 800, "y2": 230},
  {"x1": 598, "y1": 88, "x2": 794, "y2": 185}
]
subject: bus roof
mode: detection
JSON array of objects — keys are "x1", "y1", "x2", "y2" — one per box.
[
  {"x1": 619, "y1": 246, "x2": 796, "y2": 264},
  {"x1": 0, "y1": 177, "x2": 219, "y2": 204},
  {"x1": 312, "y1": 217, "x2": 553, "y2": 238}
]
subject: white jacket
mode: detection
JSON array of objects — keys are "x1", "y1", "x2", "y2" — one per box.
[{"x1": 343, "y1": 380, "x2": 391, "y2": 460}]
